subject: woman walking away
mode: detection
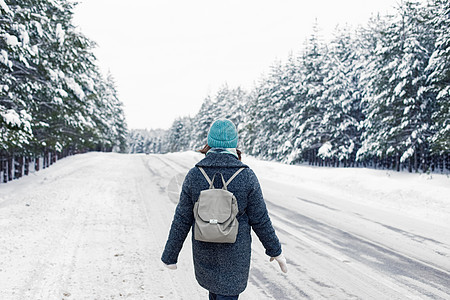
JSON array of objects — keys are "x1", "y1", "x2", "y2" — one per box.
[{"x1": 161, "y1": 118, "x2": 287, "y2": 299}]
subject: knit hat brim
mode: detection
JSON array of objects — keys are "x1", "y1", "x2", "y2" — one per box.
[{"x1": 208, "y1": 134, "x2": 238, "y2": 148}]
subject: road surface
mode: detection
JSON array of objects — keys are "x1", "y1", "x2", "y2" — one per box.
[{"x1": 0, "y1": 152, "x2": 448, "y2": 299}]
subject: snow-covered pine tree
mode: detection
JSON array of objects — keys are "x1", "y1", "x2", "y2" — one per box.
[
  {"x1": 242, "y1": 55, "x2": 302, "y2": 162},
  {"x1": 236, "y1": 88, "x2": 257, "y2": 156},
  {"x1": 0, "y1": 0, "x2": 40, "y2": 153},
  {"x1": 38, "y1": 0, "x2": 102, "y2": 153},
  {"x1": 127, "y1": 129, "x2": 168, "y2": 154},
  {"x1": 190, "y1": 85, "x2": 248, "y2": 150},
  {"x1": 289, "y1": 22, "x2": 328, "y2": 165},
  {"x1": 167, "y1": 116, "x2": 192, "y2": 152},
  {"x1": 318, "y1": 25, "x2": 364, "y2": 166},
  {"x1": 358, "y1": 1, "x2": 436, "y2": 172},
  {"x1": 92, "y1": 73, "x2": 128, "y2": 152},
  {"x1": 190, "y1": 95, "x2": 216, "y2": 150},
  {"x1": 214, "y1": 85, "x2": 247, "y2": 129},
  {"x1": 177, "y1": 116, "x2": 193, "y2": 151},
  {"x1": 1, "y1": 0, "x2": 128, "y2": 160},
  {"x1": 425, "y1": 0, "x2": 450, "y2": 165}
]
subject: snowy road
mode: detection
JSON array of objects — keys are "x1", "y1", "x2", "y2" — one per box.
[{"x1": 0, "y1": 152, "x2": 449, "y2": 299}]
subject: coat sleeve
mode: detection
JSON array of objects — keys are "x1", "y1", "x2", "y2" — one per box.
[
  {"x1": 246, "y1": 169, "x2": 282, "y2": 258},
  {"x1": 161, "y1": 169, "x2": 195, "y2": 265}
]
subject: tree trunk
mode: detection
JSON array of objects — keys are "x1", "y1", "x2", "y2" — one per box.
[
  {"x1": 45, "y1": 151, "x2": 50, "y2": 168},
  {"x1": 1, "y1": 156, "x2": 5, "y2": 183},
  {"x1": 14, "y1": 156, "x2": 23, "y2": 179},
  {"x1": 3, "y1": 159, "x2": 7, "y2": 183},
  {"x1": 395, "y1": 153, "x2": 400, "y2": 172},
  {"x1": 8, "y1": 157, "x2": 13, "y2": 181},
  {"x1": 414, "y1": 149, "x2": 418, "y2": 172},
  {"x1": 24, "y1": 157, "x2": 29, "y2": 176}
]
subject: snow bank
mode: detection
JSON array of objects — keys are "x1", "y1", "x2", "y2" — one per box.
[{"x1": 245, "y1": 155, "x2": 450, "y2": 227}]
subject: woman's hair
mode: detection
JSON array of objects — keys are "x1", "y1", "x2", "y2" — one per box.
[{"x1": 198, "y1": 144, "x2": 242, "y2": 161}]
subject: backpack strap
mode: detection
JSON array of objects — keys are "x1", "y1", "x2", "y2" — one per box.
[
  {"x1": 198, "y1": 167, "x2": 227, "y2": 189},
  {"x1": 224, "y1": 167, "x2": 245, "y2": 188},
  {"x1": 198, "y1": 167, "x2": 212, "y2": 186},
  {"x1": 198, "y1": 167, "x2": 245, "y2": 190}
]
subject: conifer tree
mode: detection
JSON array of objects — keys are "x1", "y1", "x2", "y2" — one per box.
[
  {"x1": 426, "y1": 0, "x2": 450, "y2": 156},
  {"x1": 243, "y1": 56, "x2": 302, "y2": 161},
  {"x1": 167, "y1": 116, "x2": 192, "y2": 152},
  {"x1": 288, "y1": 23, "x2": 328, "y2": 164},
  {"x1": 358, "y1": 1, "x2": 436, "y2": 171},
  {"x1": 0, "y1": 0, "x2": 128, "y2": 157},
  {"x1": 190, "y1": 85, "x2": 248, "y2": 150},
  {"x1": 318, "y1": 26, "x2": 364, "y2": 165}
]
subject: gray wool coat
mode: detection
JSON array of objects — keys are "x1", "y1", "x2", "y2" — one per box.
[{"x1": 161, "y1": 153, "x2": 282, "y2": 296}]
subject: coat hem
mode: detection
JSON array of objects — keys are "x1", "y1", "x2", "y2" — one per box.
[{"x1": 197, "y1": 280, "x2": 247, "y2": 297}]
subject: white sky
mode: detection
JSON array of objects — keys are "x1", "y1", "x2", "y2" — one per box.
[{"x1": 72, "y1": 0, "x2": 399, "y2": 130}]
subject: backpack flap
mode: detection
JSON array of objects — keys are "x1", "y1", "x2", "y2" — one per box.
[{"x1": 197, "y1": 189, "x2": 233, "y2": 223}]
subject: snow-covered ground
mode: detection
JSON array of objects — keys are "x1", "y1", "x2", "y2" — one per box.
[{"x1": 0, "y1": 152, "x2": 449, "y2": 299}]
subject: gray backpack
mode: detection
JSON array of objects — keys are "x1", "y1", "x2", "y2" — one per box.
[{"x1": 193, "y1": 167, "x2": 245, "y2": 243}]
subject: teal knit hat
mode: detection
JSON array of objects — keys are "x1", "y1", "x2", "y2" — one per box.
[{"x1": 207, "y1": 119, "x2": 238, "y2": 148}]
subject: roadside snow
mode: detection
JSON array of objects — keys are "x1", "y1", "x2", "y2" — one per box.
[{"x1": 244, "y1": 155, "x2": 450, "y2": 227}]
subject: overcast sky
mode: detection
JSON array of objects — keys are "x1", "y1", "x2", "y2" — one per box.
[{"x1": 72, "y1": 0, "x2": 399, "y2": 130}]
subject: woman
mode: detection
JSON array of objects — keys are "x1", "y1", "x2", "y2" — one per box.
[{"x1": 161, "y1": 118, "x2": 287, "y2": 300}]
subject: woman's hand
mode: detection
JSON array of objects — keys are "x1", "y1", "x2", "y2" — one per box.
[
  {"x1": 164, "y1": 263, "x2": 177, "y2": 270},
  {"x1": 270, "y1": 254, "x2": 287, "y2": 273}
]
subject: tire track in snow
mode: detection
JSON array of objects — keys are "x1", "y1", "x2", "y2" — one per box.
[
  {"x1": 296, "y1": 196, "x2": 450, "y2": 261},
  {"x1": 140, "y1": 153, "x2": 450, "y2": 299},
  {"x1": 266, "y1": 198, "x2": 450, "y2": 299},
  {"x1": 138, "y1": 154, "x2": 209, "y2": 299}
]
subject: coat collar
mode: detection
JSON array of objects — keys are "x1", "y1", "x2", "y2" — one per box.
[{"x1": 195, "y1": 153, "x2": 248, "y2": 168}]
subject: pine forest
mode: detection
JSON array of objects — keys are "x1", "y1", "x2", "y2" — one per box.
[
  {"x1": 0, "y1": 0, "x2": 128, "y2": 181},
  {"x1": 130, "y1": 0, "x2": 449, "y2": 173},
  {"x1": 1, "y1": 0, "x2": 449, "y2": 177}
]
